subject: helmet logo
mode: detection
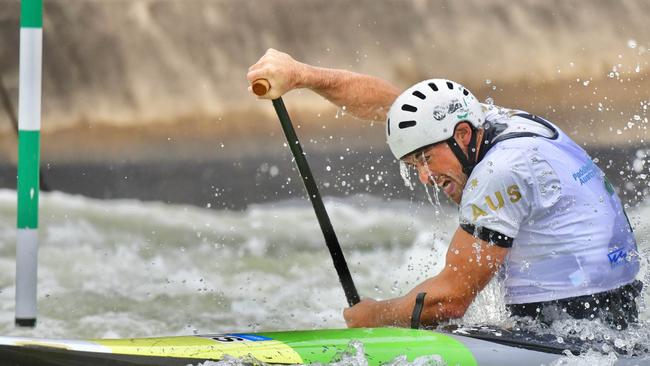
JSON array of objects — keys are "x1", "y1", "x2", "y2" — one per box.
[
  {"x1": 433, "y1": 106, "x2": 446, "y2": 121},
  {"x1": 432, "y1": 99, "x2": 465, "y2": 121},
  {"x1": 447, "y1": 99, "x2": 463, "y2": 114}
]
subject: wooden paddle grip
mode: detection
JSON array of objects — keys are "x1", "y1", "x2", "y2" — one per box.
[{"x1": 252, "y1": 79, "x2": 271, "y2": 96}]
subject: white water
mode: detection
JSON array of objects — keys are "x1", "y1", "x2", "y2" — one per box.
[{"x1": 0, "y1": 189, "x2": 648, "y2": 365}]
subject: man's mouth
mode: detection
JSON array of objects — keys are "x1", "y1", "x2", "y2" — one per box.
[{"x1": 438, "y1": 179, "x2": 455, "y2": 196}]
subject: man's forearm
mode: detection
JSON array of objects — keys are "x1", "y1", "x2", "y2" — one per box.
[
  {"x1": 248, "y1": 49, "x2": 399, "y2": 122},
  {"x1": 299, "y1": 66, "x2": 400, "y2": 122},
  {"x1": 375, "y1": 279, "x2": 467, "y2": 327}
]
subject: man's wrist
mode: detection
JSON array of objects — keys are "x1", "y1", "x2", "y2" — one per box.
[
  {"x1": 293, "y1": 62, "x2": 315, "y2": 90},
  {"x1": 376, "y1": 298, "x2": 407, "y2": 327}
]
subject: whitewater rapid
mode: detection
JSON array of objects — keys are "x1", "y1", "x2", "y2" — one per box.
[{"x1": 0, "y1": 189, "x2": 648, "y2": 364}]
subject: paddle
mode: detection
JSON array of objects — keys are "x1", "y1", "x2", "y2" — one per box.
[{"x1": 252, "y1": 79, "x2": 360, "y2": 307}]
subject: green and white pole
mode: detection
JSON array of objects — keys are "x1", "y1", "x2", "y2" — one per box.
[{"x1": 16, "y1": 0, "x2": 43, "y2": 327}]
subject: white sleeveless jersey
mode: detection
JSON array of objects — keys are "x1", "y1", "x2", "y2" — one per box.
[{"x1": 459, "y1": 105, "x2": 640, "y2": 304}]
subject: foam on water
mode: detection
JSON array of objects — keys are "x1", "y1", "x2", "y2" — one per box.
[
  {"x1": 0, "y1": 189, "x2": 649, "y2": 365},
  {"x1": 0, "y1": 189, "x2": 457, "y2": 338}
]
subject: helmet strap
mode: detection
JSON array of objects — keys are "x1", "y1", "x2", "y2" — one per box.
[{"x1": 445, "y1": 125, "x2": 478, "y2": 177}]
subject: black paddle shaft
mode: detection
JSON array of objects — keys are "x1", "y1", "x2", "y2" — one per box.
[{"x1": 271, "y1": 98, "x2": 360, "y2": 307}]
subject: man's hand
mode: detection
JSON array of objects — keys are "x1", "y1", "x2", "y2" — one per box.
[
  {"x1": 247, "y1": 49, "x2": 308, "y2": 99},
  {"x1": 343, "y1": 298, "x2": 380, "y2": 328}
]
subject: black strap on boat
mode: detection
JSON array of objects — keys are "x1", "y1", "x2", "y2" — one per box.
[
  {"x1": 410, "y1": 292, "x2": 427, "y2": 329},
  {"x1": 268, "y1": 96, "x2": 360, "y2": 306}
]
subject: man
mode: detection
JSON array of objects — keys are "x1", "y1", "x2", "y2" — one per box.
[{"x1": 247, "y1": 49, "x2": 642, "y2": 330}]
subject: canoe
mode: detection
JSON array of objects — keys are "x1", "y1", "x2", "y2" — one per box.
[{"x1": 0, "y1": 326, "x2": 646, "y2": 366}]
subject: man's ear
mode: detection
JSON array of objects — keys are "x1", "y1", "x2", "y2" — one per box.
[{"x1": 454, "y1": 122, "x2": 473, "y2": 148}]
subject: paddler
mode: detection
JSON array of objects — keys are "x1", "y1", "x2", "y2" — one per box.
[{"x1": 247, "y1": 49, "x2": 643, "y2": 330}]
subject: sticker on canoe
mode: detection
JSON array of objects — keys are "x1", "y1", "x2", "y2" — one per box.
[
  {"x1": 95, "y1": 335, "x2": 303, "y2": 363},
  {"x1": 203, "y1": 334, "x2": 273, "y2": 342}
]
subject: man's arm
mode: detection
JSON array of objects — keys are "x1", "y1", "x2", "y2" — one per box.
[
  {"x1": 247, "y1": 49, "x2": 400, "y2": 121},
  {"x1": 343, "y1": 227, "x2": 509, "y2": 328}
]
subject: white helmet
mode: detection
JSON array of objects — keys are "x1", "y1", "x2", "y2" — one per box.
[{"x1": 386, "y1": 79, "x2": 485, "y2": 160}]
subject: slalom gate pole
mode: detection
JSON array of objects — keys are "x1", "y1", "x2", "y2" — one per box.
[
  {"x1": 0, "y1": 77, "x2": 49, "y2": 192},
  {"x1": 16, "y1": 0, "x2": 43, "y2": 327},
  {"x1": 252, "y1": 79, "x2": 360, "y2": 306}
]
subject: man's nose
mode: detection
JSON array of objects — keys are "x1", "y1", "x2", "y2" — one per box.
[{"x1": 417, "y1": 165, "x2": 431, "y2": 185}]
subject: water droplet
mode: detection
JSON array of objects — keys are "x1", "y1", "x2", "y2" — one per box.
[
  {"x1": 399, "y1": 161, "x2": 415, "y2": 190},
  {"x1": 627, "y1": 39, "x2": 638, "y2": 49},
  {"x1": 614, "y1": 338, "x2": 627, "y2": 348}
]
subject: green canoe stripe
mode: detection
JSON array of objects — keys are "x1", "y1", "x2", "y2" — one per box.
[
  {"x1": 21, "y1": 0, "x2": 43, "y2": 28},
  {"x1": 260, "y1": 328, "x2": 477, "y2": 366},
  {"x1": 17, "y1": 130, "x2": 40, "y2": 228}
]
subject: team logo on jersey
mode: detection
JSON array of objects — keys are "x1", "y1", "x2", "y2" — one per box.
[
  {"x1": 471, "y1": 184, "x2": 522, "y2": 220},
  {"x1": 607, "y1": 248, "x2": 627, "y2": 268},
  {"x1": 572, "y1": 160, "x2": 599, "y2": 185}
]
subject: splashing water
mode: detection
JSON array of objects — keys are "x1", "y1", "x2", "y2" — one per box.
[
  {"x1": 197, "y1": 355, "x2": 261, "y2": 366},
  {"x1": 196, "y1": 340, "x2": 447, "y2": 366},
  {"x1": 314, "y1": 340, "x2": 370, "y2": 366},
  {"x1": 399, "y1": 160, "x2": 415, "y2": 190},
  {"x1": 397, "y1": 154, "x2": 443, "y2": 209},
  {"x1": 420, "y1": 151, "x2": 443, "y2": 209},
  {"x1": 548, "y1": 349, "x2": 618, "y2": 366},
  {"x1": 422, "y1": 183, "x2": 442, "y2": 210}
]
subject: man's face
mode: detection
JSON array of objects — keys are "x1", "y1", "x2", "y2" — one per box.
[{"x1": 402, "y1": 142, "x2": 468, "y2": 204}]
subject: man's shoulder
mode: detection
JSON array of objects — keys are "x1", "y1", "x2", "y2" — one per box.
[
  {"x1": 462, "y1": 140, "x2": 535, "y2": 205},
  {"x1": 476, "y1": 139, "x2": 533, "y2": 172}
]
